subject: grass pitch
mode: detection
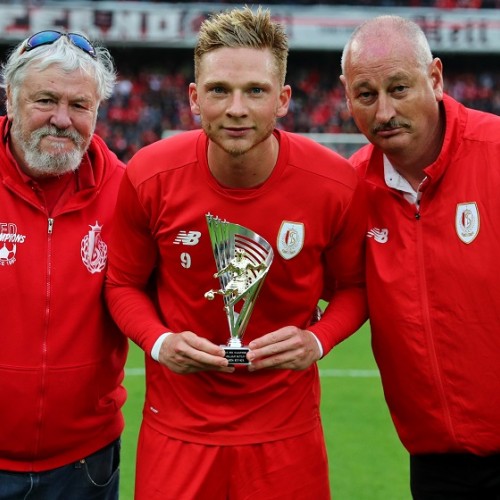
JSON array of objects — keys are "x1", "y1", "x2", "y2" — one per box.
[{"x1": 120, "y1": 322, "x2": 410, "y2": 499}]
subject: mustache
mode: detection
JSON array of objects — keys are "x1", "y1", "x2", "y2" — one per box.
[
  {"x1": 33, "y1": 125, "x2": 85, "y2": 147},
  {"x1": 373, "y1": 120, "x2": 411, "y2": 134}
]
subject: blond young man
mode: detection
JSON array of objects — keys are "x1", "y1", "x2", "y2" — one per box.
[{"x1": 106, "y1": 7, "x2": 367, "y2": 499}]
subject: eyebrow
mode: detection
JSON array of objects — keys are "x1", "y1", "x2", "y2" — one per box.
[
  {"x1": 352, "y1": 71, "x2": 411, "y2": 90},
  {"x1": 203, "y1": 79, "x2": 272, "y2": 87}
]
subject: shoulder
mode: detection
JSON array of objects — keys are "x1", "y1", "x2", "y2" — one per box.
[
  {"x1": 464, "y1": 107, "x2": 500, "y2": 141},
  {"x1": 89, "y1": 134, "x2": 126, "y2": 185},
  {"x1": 349, "y1": 144, "x2": 375, "y2": 178},
  {"x1": 126, "y1": 130, "x2": 203, "y2": 185},
  {"x1": 444, "y1": 94, "x2": 500, "y2": 143},
  {"x1": 282, "y1": 131, "x2": 359, "y2": 189}
]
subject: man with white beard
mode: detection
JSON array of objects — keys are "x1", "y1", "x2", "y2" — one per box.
[{"x1": 0, "y1": 31, "x2": 128, "y2": 500}]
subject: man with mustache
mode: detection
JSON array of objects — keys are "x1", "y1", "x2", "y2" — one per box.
[
  {"x1": 341, "y1": 15, "x2": 500, "y2": 499},
  {"x1": 0, "y1": 31, "x2": 128, "y2": 499}
]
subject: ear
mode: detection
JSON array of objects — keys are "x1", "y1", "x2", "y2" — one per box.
[
  {"x1": 276, "y1": 84, "x2": 292, "y2": 118},
  {"x1": 5, "y1": 85, "x2": 13, "y2": 120},
  {"x1": 339, "y1": 75, "x2": 353, "y2": 114},
  {"x1": 430, "y1": 58, "x2": 444, "y2": 101},
  {"x1": 188, "y1": 82, "x2": 200, "y2": 116}
]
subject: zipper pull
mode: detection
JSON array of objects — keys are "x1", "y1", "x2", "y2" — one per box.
[{"x1": 48, "y1": 218, "x2": 54, "y2": 234}]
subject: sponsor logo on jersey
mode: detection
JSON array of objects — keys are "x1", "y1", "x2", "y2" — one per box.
[
  {"x1": 277, "y1": 221, "x2": 304, "y2": 260},
  {"x1": 456, "y1": 202, "x2": 479, "y2": 244},
  {"x1": 0, "y1": 222, "x2": 26, "y2": 266},
  {"x1": 367, "y1": 227, "x2": 389, "y2": 243},
  {"x1": 173, "y1": 230, "x2": 202, "y2": 246},
  {"x1": 81, "y1": 221, "x2": 107, "y2": 274}
]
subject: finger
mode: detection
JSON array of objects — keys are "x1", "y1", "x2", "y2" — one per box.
[
  {"x1": 248, "y1": 329, "x2": 292, "y2": 350},
  {"x1": 168, "y1": 354, "x2": 234, "y2": 374}
]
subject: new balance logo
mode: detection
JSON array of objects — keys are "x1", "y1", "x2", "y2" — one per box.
[
  {"x1": 367, "y1": 228, "x2": 389, "y2": 243},
  {"x1": 173, "y1": 230, "x2": 202, "y2": 246}
]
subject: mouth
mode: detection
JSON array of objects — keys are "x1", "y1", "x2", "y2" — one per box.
[
  {"x1": 373, "y1": 122, "x2": 409, "y2": 139},
  {"x1": 223, "y1": 127, "x2": 252, "y2": 138},
  {"x1": 44, "y1": 134, "x2": 74, "y2": 142},
  {"x1": 375, "y1": 127, "x2": 401, "y2": 138},
  {"x1": 42, "y1": 135, "x2": 77, "y2": 149}
]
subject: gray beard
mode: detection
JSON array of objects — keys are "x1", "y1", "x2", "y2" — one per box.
[{"x1": 11, "y1": 122, "x2": 87, "y2": 176}]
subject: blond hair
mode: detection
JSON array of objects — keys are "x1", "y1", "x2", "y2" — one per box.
[{"x1": 194, "y1": 6, "x2": 288, "y2": 85}]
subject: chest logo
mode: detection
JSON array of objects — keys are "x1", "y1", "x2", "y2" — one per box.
[
  {"x1": 277, "y1": 221, "x2": 304, "y2": 260},
  {"x1": 173, "y1": 230, "x2": 202, "y2": 246},
  {"x1": 367, "y1": 227, "x2": 389, "y2": 243},
  {"x1": 81, "y1": 222, "x2": 107, "y2": 274},
  {"x1": 0, "y1": 222, "x2": 26, "y2": 266},
  {"x1": 456, "y1": 202, "x2": 480, "y2": 244}
]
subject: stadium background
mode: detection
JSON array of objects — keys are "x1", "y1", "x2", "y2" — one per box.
[
  {"x1": 2, "y1": 1, "x2": 499, "y2": 498},
  {"x1": 1, "y1": 1, "x2": 499, "y2": 162}
]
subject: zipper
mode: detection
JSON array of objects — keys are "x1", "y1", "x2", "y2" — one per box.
[
  {"x1": 414, "y1": 206, "x2": 457, "y2": 446},
  {"x1": 34, "y1": 217, "x2": 54, "y2": 460}
]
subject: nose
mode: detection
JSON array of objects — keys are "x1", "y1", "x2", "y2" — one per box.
[
  {"x1": 49, "y1": 103, "x2": 72, "y2": 129},
  {"x1": 375, "y1": 93, "x2": 396, "y2": 124},
  {"x1": 226, "y1": 91, "x2": 247, "y2": 118}
]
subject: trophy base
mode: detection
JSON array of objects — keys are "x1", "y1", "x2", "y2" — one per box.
[{"x1": 222, "y1": 346, "x2": 250, "y2": 365}]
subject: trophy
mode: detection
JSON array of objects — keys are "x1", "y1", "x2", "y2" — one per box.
[{"x1": 204, "y1": 214, "x2": 273, "y2": 364}]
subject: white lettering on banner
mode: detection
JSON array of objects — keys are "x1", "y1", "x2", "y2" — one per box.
[{"x1": 0, "y1": 5, "x2": 499, "y2": 52}]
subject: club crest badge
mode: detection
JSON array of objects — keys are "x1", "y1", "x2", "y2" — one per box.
[
  {"x1": 277, "y1": 221, "x2": 304, "y2": 260},
  {"x1": 455, "y1": 202, "x2": 480, "y2": 244},
  {"x1": 80, "y1": 221, "x2": 107, "y2": 273}
]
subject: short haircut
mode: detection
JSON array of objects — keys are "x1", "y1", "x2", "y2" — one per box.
[{"x1": 194, "y1": 6, "x2": 289, "y2": 85}]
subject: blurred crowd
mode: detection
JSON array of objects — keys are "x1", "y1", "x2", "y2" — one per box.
[{"x1": 94, "y1": 61, "x2": 500, "y2": 162}]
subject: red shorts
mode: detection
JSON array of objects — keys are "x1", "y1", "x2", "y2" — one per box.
[{"x1": 135, "y1": 422, "x2": 330, "y2": 500}]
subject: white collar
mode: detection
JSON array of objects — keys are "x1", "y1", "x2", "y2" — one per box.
[{"x1": 383, "y1": 155, "x2": 422, "y2": 205}]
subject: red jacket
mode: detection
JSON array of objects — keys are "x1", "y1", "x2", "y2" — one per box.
[
  {"x1": 0, "y1": 116, "x2": 128, "y2": 471},
  {"x1": 352, "y1": 94, "x2": 500, "y2": 455}
]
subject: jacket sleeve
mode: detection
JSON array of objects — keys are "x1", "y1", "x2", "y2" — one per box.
[
  {"x1": 104, "y1": 171, "x2": 168, "y2": 356},
  {"x1": 308, "y1": 177, "x2": 369, "y2": 355}
]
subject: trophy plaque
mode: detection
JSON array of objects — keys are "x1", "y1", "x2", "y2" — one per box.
[{"x1": 204, "y1": 214, "x2": 273, "y2": 365}]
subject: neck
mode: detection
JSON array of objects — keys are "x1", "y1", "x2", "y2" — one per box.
[{"x1": 207, "y1": 134, "x2": 279, "y2": 189}]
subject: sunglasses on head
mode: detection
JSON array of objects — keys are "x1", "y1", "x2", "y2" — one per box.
[{"x1": 21, "y1": 30, "x2": 96, "y2": 59}]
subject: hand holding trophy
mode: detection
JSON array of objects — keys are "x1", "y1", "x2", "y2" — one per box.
[{"x1": 204, "y1": 214, "x2": 273, "y2": 364}]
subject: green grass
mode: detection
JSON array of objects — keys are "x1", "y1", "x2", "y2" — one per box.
[{"x1": 120, "y1": 323, "x2": 410, "y2": 499}]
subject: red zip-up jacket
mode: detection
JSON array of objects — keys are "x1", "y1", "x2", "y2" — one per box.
[
  {"x1": 0, "y1": 116, "x2": 128, "y2": 472},
  {"x1": 351, "y1": 94, "x2": 500, "y2": 455}
]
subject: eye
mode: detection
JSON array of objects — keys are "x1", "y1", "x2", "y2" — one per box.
[
  {"x1": 72, "y1": 102, "x2": 92, "y2": 111},
  {"x1": 391, "y1": 85, "x2": 408, "y2": 96},
  {"x1": 210, "y1": 86, "x2": 226, "y2": 95},
  {"x1": 36, "y1": 98, "x2": 55, "y2": 105},
  {"x1": 356, "y1": 90, "x2": 376, "y2": 104},
  {"x1": 249, "y1": 87, "x2": 263, "y2": 95}
]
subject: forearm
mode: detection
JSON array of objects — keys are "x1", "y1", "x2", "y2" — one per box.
[
  {"x1": 105, "y1": 282, "x2": 169, "y2": 355},
  {"x1": 308, "y1": 284, "x2": 368, "y2": 356}
]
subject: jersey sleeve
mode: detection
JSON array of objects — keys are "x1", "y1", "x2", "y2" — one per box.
[
  {"x1": 308, "y1": 177, "x2": 369, "y2": 355},
  {"x1": 104, "y1": 171, "x2": 168, "y2": 355}
]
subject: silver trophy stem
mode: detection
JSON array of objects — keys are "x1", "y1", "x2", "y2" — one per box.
[{"x1": 227, "y1": 337, "x2": 243, "y2": 348}]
